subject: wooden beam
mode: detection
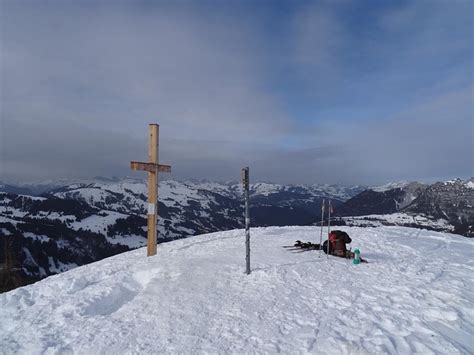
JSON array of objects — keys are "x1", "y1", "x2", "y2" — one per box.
[
  {"x1": 147, "y1": 124, "x2": 158, "y2": 256},
  {"x1": 130, "y1": 162, "x2": 172, "y2": 173},
  {"x1": 131, "y1": 161, "x2": 154, "y2": 172},
  {"x1": 157, "y1": 164, "x2": 171, "y2": 173}
]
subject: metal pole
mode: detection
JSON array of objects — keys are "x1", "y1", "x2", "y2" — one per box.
[
  {"x1": 319, "y1": 199, "x2": 325, "y2": 258},
  {"x1": 242, "y1": 167, "x2": 251, "y2": 274},
  {"x1": 327, "y1": 200, "x2": 331, "y2": 259}
]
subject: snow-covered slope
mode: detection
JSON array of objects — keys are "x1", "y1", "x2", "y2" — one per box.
[
  {"x1": 337, "y1": 179, "x2": 473, "y2": 236},
  {"x1": 403, "y1": 178, "x2": 474, "y2": 236},
  {"x1": 1, "y1": 226, "x2": 472, "y2": 354},
  {"x1": 337, "y1": 213, "x2": 455, "y2": 231}
]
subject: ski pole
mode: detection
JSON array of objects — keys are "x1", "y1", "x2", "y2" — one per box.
[
  {"x1": 327, "y1": 200, "x2": 331, "y2": 259},
  {"x1": 319, "y1": 199, "x2": 325, "y2": 258}
]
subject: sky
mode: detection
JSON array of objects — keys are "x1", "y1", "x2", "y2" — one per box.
[{"x1": 0, "y1": 0, "x2": 473, "y2": 185}]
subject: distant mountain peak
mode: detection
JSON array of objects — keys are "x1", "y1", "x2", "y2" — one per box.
[{"x1": 370, "y1": 181, "x2": 412, "y2": 192}]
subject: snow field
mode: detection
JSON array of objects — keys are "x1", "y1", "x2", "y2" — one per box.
[
  {"x1": 0, "y1": 226, "x2": 473, "y2": 354},
  {"x1": 342, "y1": 213, "x2": 454, "y2": 231}
]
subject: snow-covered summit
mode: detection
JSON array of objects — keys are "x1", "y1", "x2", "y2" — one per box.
[
  {"x1": 370, "y1": 181, "x2": 412, "y2": 192},
  {"x1": 1, "y1": 226, "x2": 472, "y2": 354},
  {"x1": 448, "y1": 177, "x2": 474, "y2": 189}
]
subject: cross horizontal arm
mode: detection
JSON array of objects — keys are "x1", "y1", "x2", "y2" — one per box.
[
  {"x1": 130, "y1": 161, "x2": 172, "y2": 173},
  {"x1": 157, "y1": 164, "x2": 172, "y2": 173}
]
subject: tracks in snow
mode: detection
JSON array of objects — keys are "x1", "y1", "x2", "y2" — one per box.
[{"x1": 1, "y1": 226, "x2": 473, "y2": 354}]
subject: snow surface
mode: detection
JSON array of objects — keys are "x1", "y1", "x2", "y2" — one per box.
[
  {"x1": 106, "y1": 234, "x2": 147, "y2": 249},
  {"x1": 70, "y1": 210, "x2": 128, "y2": 234},
  {"x1": 23, "y1": 232, "x2": 51, "y2": 243},
  {"x1": 1, "y1": 226, "x2": 473, "y2": 354},
  {"x1": 251, "y1": 182, "x2": 283, "y2": 196}
]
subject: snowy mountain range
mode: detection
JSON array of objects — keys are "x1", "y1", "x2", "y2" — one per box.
[
  {"x1": 0, "y1": 179, "x2": 363, "y2": 291},
  {"x1": 335, "y1": 178, "x2": 473, "y2": 236},
  {"x1": 1, "y1": 226, "x2": 473, "y2": 354},
  {"x1": 1, "y1": 177, "x2": 472, "y2": 293}
]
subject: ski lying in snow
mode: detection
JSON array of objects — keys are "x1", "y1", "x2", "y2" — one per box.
[
  {"x1": 292, "y1": 248, "x2": 318, "y2": 253},
  {"x1": 282, "y1": 246, "x2": 320, "y2": 249},
  {"x1": 283, "y1": 240, "x2": 321, "y2": 251}
]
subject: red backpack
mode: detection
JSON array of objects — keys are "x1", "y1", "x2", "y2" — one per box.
[{"x1": 328, "y1": 230, "x2": 352, "y2": 256}]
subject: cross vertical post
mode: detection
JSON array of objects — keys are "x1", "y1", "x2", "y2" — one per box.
[
  {"x1": 147, "y1": 124, "x2": 158, "y2": 256},
  {"x1": 131, "y1": 123, "x2": 171, "y2": 257}
]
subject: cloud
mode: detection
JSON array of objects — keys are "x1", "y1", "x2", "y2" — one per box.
[
  {"x1": 339, "y1": 86, "x2": 473, "y2": 183},
  {"x1": 2, "y1": 2, "x2": 291, "y2": 138},
  {"x1": 1, "y1": 1, "x2": 472, "y2": 185},
  {"x1": 1, "y1": 1, "x2": 293, "y2": 181},
  {"x1": 274, "y1": 1, "x2": 473, "y2": 184}
]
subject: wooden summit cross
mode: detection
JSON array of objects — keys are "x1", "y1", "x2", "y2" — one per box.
[{"x1": 130, "y1": 124, "x2": 171, "y2": 256}]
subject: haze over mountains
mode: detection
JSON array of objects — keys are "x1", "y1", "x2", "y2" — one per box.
[{"x1": 0, "y1": 177, "x2": 472, "y2": 292}]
